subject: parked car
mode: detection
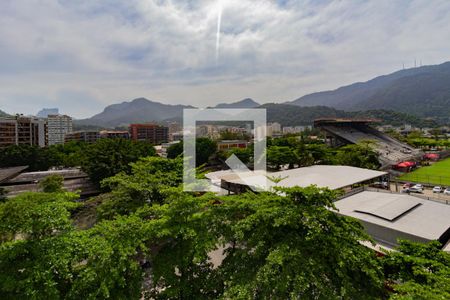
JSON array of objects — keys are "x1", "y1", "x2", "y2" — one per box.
[
  {"x1": 413, "y1": 184, "x2": 423, "y2": 190},
  {"x1": 403, "y1": 183, "x2": 412, "y2": 189},
  {"x1": 401, "y1": 187, "x2": 423, "y2": 194},
  {"x1": 433, "y1": 186, "x2": 443, "y2": 193},
  {"x1": 371, "y1": 182, "x2": 389, "y2": 189},
  {"x1": 444, "y1": 188, "x2": 450, "y2": 196}
]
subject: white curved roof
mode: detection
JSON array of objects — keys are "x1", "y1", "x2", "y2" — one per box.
[{"x1": 208, "y1": 165, "x2": 387, "y2": 190}]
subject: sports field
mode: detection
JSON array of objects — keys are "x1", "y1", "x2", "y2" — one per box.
[{"x1": 399, "y1": 157, "x2": 450, "y2": 186}]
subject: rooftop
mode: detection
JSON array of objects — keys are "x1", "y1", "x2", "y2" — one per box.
[
  {"x1": 0, "y1": 166, "x2": 28, "y2": 183},
  {"x1": 334, "y1": 191, "x2": 450, "y2": 249},
  {"x1": 208, "y1": 165, "x2": 387, "y2": 191},
  {"x1": 314, "y1": 118, "x2": 381, "y2": 125}
]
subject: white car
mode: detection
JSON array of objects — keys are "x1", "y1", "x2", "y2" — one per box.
[
  {"x1": 444, "y1": 188, "x2": 450, "y2": 196},
  {"x1": 402, "y1": 187, "x2": 423, "y2": 194},
  {"x1": 413, "y1": 184, "x2": 423, "y2": 190},
  {"x1": 433, "y1": 186, "x2": 443, "y2": 193}
]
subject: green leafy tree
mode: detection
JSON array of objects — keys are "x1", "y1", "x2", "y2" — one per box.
[
  {"x1": 267, "y1": 146, "x2": 297, "y2": 169},
  {"x1": 407, "y1": 130, "x2": 423, "y2": 139},
  {"x1": 0, "y1": 187, "x2": 7, "y2": 202},
  {"x1": 269, "y1": 136, "x2": 301, "y2": 148},
  {"x1": 219, "y1": 130, "x2": 250, "y2": 141},
  {"x1": 217, "y1": 147, "x2": 252, "y2": 166},
  {"x1": 195, "y1": 138, "x2": 217, "y2": 167},
  {"x1": 167, "y1": 139, "x2": 217, "y2": 167},
  {"x1": 82, "y1": 138, "x2": 156, "y2": 186},
  {"x1": 167, "y1": 141, "x2": 183, "y2": 159},
  {"x1": 294, "y1": 142, "x2": 315, "y2": 167},
  {"x1": 210, "y1": 186, "x2": 385, "y2": 299},
  {"x1": 0, "y1": 142, "x2": 88, "y2": 171},
  {"x1": 47, "y1": 141, "x2": 87, "y2": 167},
  {"x1": 0, "y1": 144, "x2": 52, "y2": 171},
  {"x1": 98, "y1": 157, "x2": 183, "y2": 219},
  {"x1": 335, "y1": 142, "x2": 380, "y2": 169},
  {"x1": 382, "y1": 240, "x2": 450, "y2": 299},
  {"x1": 0, "y1": 192, "x2": 80, "y2": 241},
  {"x1": 0, "y1": 186, "x2": 151, "y2": 299},
  {"x1": 39, "y1": 174, "x2": 65, "y2": 193},
  {"x1": 0, "y1": 212, "x2": 150, "y2": 299},
  {"x1": 304, "y1": 143, "x2": 335, "y2": 165},
  {"x1": 139, "y1": 190, "x2": 222, "y2": 299}
]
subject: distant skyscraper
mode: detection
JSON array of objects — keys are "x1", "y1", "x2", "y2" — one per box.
[
  {"x1": 47, "y1": 114, "x2": 73, "y2": 145},
  {"x1": 36, "y1": 108, "x2": 59, "y2": 118}
]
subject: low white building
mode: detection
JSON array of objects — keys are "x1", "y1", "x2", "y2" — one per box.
[
  {"x1": 160, "y1": 141, "x2": 181, "y2": 158},
  {"x1": 207, "y1": 165, "x2": 388, "y2": 194},
  {"x1": 334, "y1": 191, "x2": 450, "y2": 252}
]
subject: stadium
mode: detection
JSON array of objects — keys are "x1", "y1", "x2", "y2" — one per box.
[{"x1": 314, "y1": 118, "x2": 423, "y2": 168}]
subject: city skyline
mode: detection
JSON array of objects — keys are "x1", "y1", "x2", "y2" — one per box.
[{"x1": 1, "y1": 0, "x2": 450, "y2": 118}]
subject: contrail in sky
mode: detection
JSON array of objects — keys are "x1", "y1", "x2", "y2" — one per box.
[{"x1": 215, "y1": 0, "x2": 223, "y2": 64}]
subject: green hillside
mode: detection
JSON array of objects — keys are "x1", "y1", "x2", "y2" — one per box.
[{"x1": 262, "y1": 103, "x2": 437, "y2": 128}]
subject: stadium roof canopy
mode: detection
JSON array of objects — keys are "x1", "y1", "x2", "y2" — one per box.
[
  {"x1": 334, "y1": 191, "x2": 450, "y2": 251},
  {"x1": 207, "y1": 165, "x2": 387, "y2": 191},
  {"x1": 313, "y1": 118, "x2": 381, "y2": 126}
]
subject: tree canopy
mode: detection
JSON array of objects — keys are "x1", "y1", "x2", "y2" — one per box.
[
  {"x1": 39, "y1": 174, "x2": 65, "y2": 193},
  {"x1": 81, "y1": 138, "x2": 156, "y2": 186},
  {"x1": 0, "y1": 144, "x2": 447, "y2": 299},
  {"x1": 382, "y1": 240, "x2": 450, "y2": 299}
]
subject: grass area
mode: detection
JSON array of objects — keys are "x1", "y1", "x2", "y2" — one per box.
[{"x1": 399, "y1": 157, "x2": 450, "y2": 186}]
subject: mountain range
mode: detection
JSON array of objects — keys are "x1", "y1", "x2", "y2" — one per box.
[
  {"x1": 211, "y1": 98, "x2": 260, "y2": 109},
  {"x1": 75, "y1": 98, "x2": 260, "y2": 128},
  {"x1": 261, "y1": 103, "x2": 436, "y2": 128},
  {"x1": 72, "y1": 97, "x2": 436, "y2": 129},
  {"x1": 290, "y1": 61, "x2": 450, "y2": 123},
  {"x1": 4, "y1": 61, "x2": 450, "y2": 127},
  {"x1": 73, "y1": 61, "x2": 450, "y2": 128},
  {"x1": 76, "y1": 98, "x2": 194, "y2": 127}
]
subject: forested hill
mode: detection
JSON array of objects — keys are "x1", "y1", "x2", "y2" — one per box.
[
  {"x1": 262, "y1": 103, "x2": 437, "y2": 127},
  {"x1": 290, "y1": 61, "x2": 450, "y2": 124},
  {"x1": 76, "y1": 98, "x2": 193, "y2": 127},
  {"x1": 73, "y1": 98, "x2": 440, "y2": 129}
]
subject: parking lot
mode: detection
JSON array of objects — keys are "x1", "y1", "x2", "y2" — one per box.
[{"x1": 390, "y1": 182, "x2": 450, "y2": 205}]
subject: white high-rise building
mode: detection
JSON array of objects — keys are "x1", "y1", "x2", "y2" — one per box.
[
  {"x1": 270, "y1": 122, "x2": 281, "y2": 132},
  {"x1": 266, "y1": 122, "x2": 282, "y2": 137},
  {"x1": 47, "y1": 114, "x2": 73, "y2": 145}
]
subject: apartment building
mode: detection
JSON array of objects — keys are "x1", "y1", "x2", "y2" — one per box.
[
  {"x1": 217, "y1": 140, "x2": 248, "y2": 151},
  {"x1": 0, "y1": 116, "x2": 47, "y2": 148},
  {"x1": 64, "y1": 131, "x2": 100, "y2": 144},
  {"x1": 129, "y1": 124, "x2": 169, "y2": 145},
  {"x1": 99, "y1": 130, "x2": 130, "y2": 139},
  {"x1": 47, "y1": 114, "x2": 73, "y2": 145}
]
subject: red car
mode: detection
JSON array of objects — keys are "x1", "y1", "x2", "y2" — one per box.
[{"x1": 402, "y1": 183, "x2": 412, "y2": 189}]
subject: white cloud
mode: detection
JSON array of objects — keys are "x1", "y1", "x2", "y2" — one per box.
[{"x1": 0, "y1": 0, "x2": 450, "y2": 118}]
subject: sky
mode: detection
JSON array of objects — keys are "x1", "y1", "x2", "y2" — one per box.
[{"x1": 1, "y1": 0, "x2": 450, "y2": 119}]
